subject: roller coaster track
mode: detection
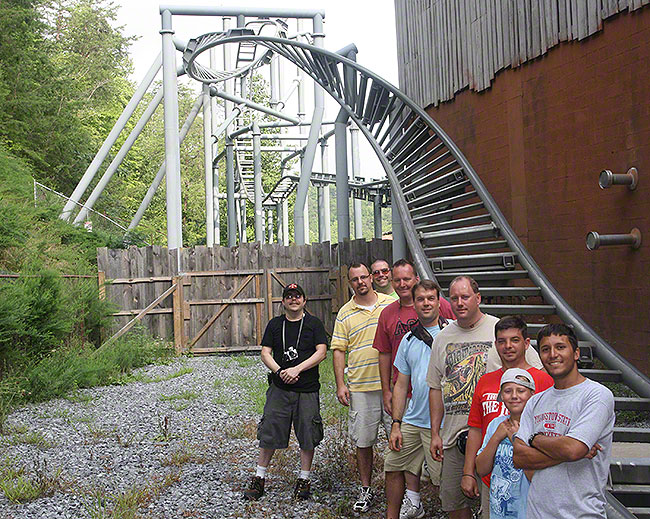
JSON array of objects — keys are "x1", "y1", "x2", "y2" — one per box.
[{"x1": 184, "y1": 30, "x2": 650, "y2": 519}]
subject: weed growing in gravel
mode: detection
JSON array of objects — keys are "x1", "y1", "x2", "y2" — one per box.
[
  {"x1": 161, "y1": 441, "x2": 206, "y2": 467},
  {"x1": 65, "y1": 391, "x2": 96, "y2": 404},
  {"x1": 232, "y1": 354, "x2": 258, "y2": 368},
  {"x1": 83, "y1": 470, "x2": 180, "y2": 519},
  {"x1": 225, "y1": 418, "x2": 257, "y2": 440},
  {"x1": 226, "y1": 373, "x2": 267, "y2": 415},
  {"x1": 172, "y1": 402, "x2": 190, "y2": 412},
  {"x1": 0, "y1": 457, "x2": 65, "y2": 504},
  {"x1": 86, "y1": 423, "x2": 112, "y2": 442},
  {"x1": 159, "y1": 390, "x2": 200, "y2": 402},
  {"x1": 121, "y1": 364, "x2": 194, "y2": 385},
  {"x1": 10, "y1": 429, "x2": 55, "y2": 448},
  {"x1": 115, "y1": 430, "x2": 137, "y2": 448},
  {"x1": 154, "y1": 415, "x2": 182, "y2": 442}
]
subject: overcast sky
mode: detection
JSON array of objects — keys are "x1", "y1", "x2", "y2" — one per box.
[
  {"x1": 115, "y1": 0, "x2": 398, "y2": 85},
  {"x1": 113, "y1": 1, "x2": 399, "y2": 180}
]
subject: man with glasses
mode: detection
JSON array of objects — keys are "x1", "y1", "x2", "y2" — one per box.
[
  {"x1": 332, "y1": 263, "x2": 395, "y2": 513},
  {"x1": 371, "y1": 259, "x2": 397, "y2": 298},
  {"x1": 243, "y1": 283, "x2": 328, "y2": 501}
]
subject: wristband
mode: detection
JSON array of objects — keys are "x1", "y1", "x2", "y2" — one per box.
[
  {"x1": 392, "y1": 419, "x2": 402, "y2": 425},
  {"x1": 275, "y1": 367, "x2": 283, "y2": 375},
  {"x1": 462, "y1": 474, "x2": 477, "y2": 480},
  {"x1": 529, "y1": 432, "x2": 542, "y2": 446}
]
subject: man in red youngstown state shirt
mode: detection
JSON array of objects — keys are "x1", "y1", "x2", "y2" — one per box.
[
  {"x1": 373, "y1": 259, "x2": 455, "y2": 417},
  {"x1": 463, "y1": 315, "x2": 553, "y2": 518}
]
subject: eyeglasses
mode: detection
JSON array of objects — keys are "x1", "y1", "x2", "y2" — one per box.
[
  {"x1": 372, "y1": 267, "x2": 391, "y2": 276},
  {"x1": 284, "y1": 293, "x2": 303, "y2": 300},
  {"x1": 349, "y1": 274, "x2": 370, "y2": 284}
]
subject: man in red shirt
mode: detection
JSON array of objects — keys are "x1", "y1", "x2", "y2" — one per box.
[
  {"x1": 463, "y1": 315, "x2": 554, "y2": 518},
  {"x1": 373, "y1": 260, "x2": 455, "y2": 416}
]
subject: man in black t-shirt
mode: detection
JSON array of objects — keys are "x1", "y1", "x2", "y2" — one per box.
[{"x1": 243, "y1": 283, "x2": 328, "y2": 501}]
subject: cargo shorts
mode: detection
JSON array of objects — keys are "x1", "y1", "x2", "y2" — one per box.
[{"x1": 257, "y1": 383, "x2": 324, "y2": 450}]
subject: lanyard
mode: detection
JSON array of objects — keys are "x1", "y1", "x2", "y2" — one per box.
[{"x1": 282, "y1": 314, "x2": 304, "y2": 352}]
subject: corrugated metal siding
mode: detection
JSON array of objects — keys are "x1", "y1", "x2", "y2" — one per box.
[{"x1": 395, "y1": 0, "x2": 650, "y2": 107}]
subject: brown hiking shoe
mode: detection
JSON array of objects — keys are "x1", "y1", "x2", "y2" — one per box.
[
  {"x1": 293, "y1": 478, "x2": 311, "y2": 500},
  {"x1": 243, "y1": 476, "x2": 265, "y2": 500}
]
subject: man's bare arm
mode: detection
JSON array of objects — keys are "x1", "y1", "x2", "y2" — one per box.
[
  {"x1": 512, "y1": 437, "x2": 564, "y2": 470},
  {"x1": 332, "y1": 349, "x2": 350, "y2": 406},
  {"x1": 429, "y1": 388, "x2": 444, "y2": 462},
  {"x1": 378, "y1": 351, "x2": 393, "y2": 416},
  {"x1": 530, "y1": 434, "x2": 590, "y2": 462}
]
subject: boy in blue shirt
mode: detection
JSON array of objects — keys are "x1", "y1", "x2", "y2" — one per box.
[{"x1": 475, "y1": 368, "x2": 536, "y2": 519}]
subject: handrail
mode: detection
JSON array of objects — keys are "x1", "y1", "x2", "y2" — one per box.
[{"x1": 184, "y1": 34, "x2": 650, "y2": 398}]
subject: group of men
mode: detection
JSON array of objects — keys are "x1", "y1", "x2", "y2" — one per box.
[{"x1": 243, "y1": 260, "x2": 615, "y2": 519}]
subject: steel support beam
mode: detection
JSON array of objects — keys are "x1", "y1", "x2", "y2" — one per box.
[
  {"x1": 161, "y1": 10, "x2": 183, "y2": 249},
  {"x1": 335, "y1": 108, "x2": 350, "y2": 242},
  {"x1": 203, "y1": 84, "x2": 214, "y2": 246},
  {"x1": 74, "y1": 88, "x2": 164, "y2": 224},
  {"x1": 225, "y1": 137, "x2": 236, "y2": 246},
  {"x1": 210, "y1": 46, "x2": 220, "y2": 245},
  {"x1": 374, "y1": 194, "x2": 383, "y2": 239},
  {"x1": 61, "y1": 53, "x2": 162, "y2": 221},
  {"x1": 350, "y1": 122, "x2": 363, "y2": 239},
  {"x1": 128, "y1": 94, "x2": 203, "y2": 232},
  {"x1": 320, "y1": 141, "x2": 331, "y2": 242},
  {"x1": 293, "y1": 16, "x2": 324, "y2": 245},
  {"x1": 392, "y1": 200, "x2": 406, "y2": 264},
  {"x1": 252, "y1": 121, "x2": 264, "y2": 243}
]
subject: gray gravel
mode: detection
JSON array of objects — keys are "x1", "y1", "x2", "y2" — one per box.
[{"x1": 0, "y1": 356, "x2": 444, "y2": 519}]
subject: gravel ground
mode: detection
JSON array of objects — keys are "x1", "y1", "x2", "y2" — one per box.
[{"x1": 0, "y1": 356, "x2": 444, "y2": 519}]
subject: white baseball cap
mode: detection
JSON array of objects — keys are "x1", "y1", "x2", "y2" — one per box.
[{"x1": 497, "y1": 368, "x2": 535, "y2": 402}]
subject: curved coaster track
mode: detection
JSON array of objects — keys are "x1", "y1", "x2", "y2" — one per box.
[{"x1": 185, "y1": 32, "x2": 650, "y2": 518}]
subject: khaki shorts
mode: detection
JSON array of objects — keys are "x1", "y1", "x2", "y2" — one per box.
[
  {"x1": 349, "y1": 390, "x2": 391, "y2": 448},
  {"x1": 480, "y1": 479, "x2": 490, "y2": 518},
  {"x1": 384, "y1": 423, "x2": 441, "y2": 485},
  {"x1": 440, "y1": 446, "x2": 479, "y2": 512}
]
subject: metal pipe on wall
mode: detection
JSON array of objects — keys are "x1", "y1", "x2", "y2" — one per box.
[
  {"x1": 61, "y1": 53, "x2": 162, "y2": 221},
  {"x1": 391, "y1": 200, "x2": 406, "y2": 263}
]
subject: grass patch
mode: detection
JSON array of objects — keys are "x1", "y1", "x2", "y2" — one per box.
[
  {"x1": 65, "y1": 391, "x2": 96, "y2": 404},
  {"x1": 159, "y1": 390, "x2": 200, "y2": 402},
  {"x1": 224, "y1": 418, "x2": 257, "y2": 440},
  {"x1": 10, "y1": 429, "x2": 55, "y2": 448},
  {"x1": 161, "y1": 442, "x2": 206, "y2": 467},
  {"x1": 0, "y1": 457, "x2": 65, "y2": 504},
  {"x1": 232, "y1": 354, "x2": 258, "y2": 368},
  {"x1": 82, "y1": 471, "x2": 180, "y2": 519},
  {"x1": 120, "y1": 364, "x2": 194, "y2": 385}
]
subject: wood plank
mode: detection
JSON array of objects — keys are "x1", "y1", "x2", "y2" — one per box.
[
  {"x1": 255, "y1": 273, "x2": 262, "y2": 346},
  {"x1": 188, "y1": 274, "x2": 255, "y2": 349},
  {"x1": 102, "y1": 282, "x2": 177, "y2": 349},
  {"x1": 265, "y1": 269, "x2": 273, "y2": 322},
  {"x1": 183, "y1": 269, "x2": 264, "y2": 277},
  {"x1": 112, "y1": 308, "x2": 173, "y2": 316},
  {"x1": 98, "y1": 271, "x2": 106, "y2": 300},
  {"x1": 172, "y1": 276, "x2": 185, "y2": 352}
]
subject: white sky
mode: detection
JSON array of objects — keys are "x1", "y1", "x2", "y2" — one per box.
[{"x1": 114, "y1": 1, "x2": 399, "y2": 181}]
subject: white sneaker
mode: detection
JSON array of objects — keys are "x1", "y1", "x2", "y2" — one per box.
[
  {"x1": 353, "y1": 486, "x2": 374, "y2": 513},
  {"x1": 400, "y1": 495, "x2": 425, "y2": 519}
]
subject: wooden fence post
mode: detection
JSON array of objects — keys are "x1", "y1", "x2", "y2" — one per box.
[
  {"x1": 98, "y1": 271, "x2": 106, "y2": 300},
  {"x1": 172, "y1": 276, "x2": 186, "y2": 353}
]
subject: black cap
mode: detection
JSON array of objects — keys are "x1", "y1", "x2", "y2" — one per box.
[{"x1": 282, "y1": 283, "x2": 305, "y2": 299}]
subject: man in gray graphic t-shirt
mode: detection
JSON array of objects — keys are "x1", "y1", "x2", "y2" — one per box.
[{"x1": 511, "y1": 323, "x2": 615, "y2": 519}]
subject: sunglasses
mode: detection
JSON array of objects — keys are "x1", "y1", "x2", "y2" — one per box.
[
  {"x1": 372, "y1": 267, "x2": 391, "y2": 276},
  {"x1": 284, "y1": 293, "x2": 303, "y2": 300}
]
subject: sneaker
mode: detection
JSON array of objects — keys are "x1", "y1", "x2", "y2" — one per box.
[
  {"x1": 400, "y1": 495, "x2": 425, "y2": 519},
  {"x1": 293, "y1": 478, "x2": 311, "y2": 500},
  {"x1": 243, "y1": 476, "x2": 264, "y2": 500},
  {"x1": 353, "y1": 486, "x2": 374, "y2": 513}
]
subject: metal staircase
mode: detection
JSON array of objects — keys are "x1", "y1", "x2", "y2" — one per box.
[{"x1": 183, "y1": 33, "x2": 650, "y2": 518}]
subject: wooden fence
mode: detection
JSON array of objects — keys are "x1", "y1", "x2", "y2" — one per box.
[{"x1": 97, "y1": 239, "x2": 393, "y2": 353}]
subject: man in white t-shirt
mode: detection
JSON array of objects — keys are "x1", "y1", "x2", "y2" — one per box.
[
  {"x1": 512, "y1": 323, "x2": 615, "y2": 519},
  {"x1": 427, "y1": 276, "x2": 542, "y2": 519}
]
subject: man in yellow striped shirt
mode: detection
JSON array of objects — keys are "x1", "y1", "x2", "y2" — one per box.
[{"x1": 332, "y1": 263, "x2": 396, "y2": 513}]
